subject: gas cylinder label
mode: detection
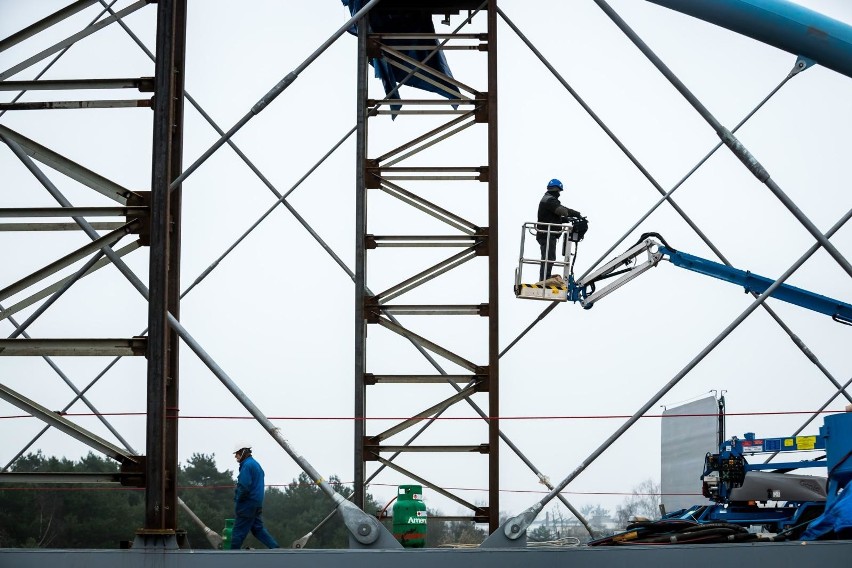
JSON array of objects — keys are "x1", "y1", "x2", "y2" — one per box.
[
  {"x1": 407, "y1": 517, "x2": 427, "y2": 524},
  {"x1": 416, "y1": 510, "x2": 427, "y2": 517}
]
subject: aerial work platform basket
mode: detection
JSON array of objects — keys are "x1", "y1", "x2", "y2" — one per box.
[{"x1": 514, "y1": 219, "x2": 586, "y2": 302}]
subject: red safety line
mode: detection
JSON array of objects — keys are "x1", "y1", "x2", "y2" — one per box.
[{"x1": 0, "y1": 409, "x2": 846, "y2": 421}]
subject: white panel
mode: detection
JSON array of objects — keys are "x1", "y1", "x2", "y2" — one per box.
[{"x1": 661, "y1": 395, "x2": 719, "y2": 513}]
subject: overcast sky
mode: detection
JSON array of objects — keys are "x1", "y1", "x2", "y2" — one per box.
[{"x1": 1, "y1": 0, "x2": 851, "y2": 526}]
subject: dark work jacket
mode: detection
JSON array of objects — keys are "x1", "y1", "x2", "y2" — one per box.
[{"x1": 537, "y1": 191, "x2": 580, "y2": 238}]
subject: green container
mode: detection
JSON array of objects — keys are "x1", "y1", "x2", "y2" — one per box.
[
  {"x1": 392, "y1": 485, "x2": 427, "y2": 548},
  {"x1": 221, "y1": 518, "x2": 234, "y2": 550}
]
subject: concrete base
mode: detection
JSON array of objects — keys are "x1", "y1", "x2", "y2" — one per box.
[
  {"x1": 132, "y1": 529, "x2": 180, "y2": 550},
  {"x1": 2, "y1": 541, "x2": 852, "y2": 568}
]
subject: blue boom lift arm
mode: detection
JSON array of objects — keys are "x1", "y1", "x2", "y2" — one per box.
[
  {"x1": 660, "y1": 246, "x2": 852, "y2": 325},
  {"x1": 570, "y1": 237, "x2": 852, "y2": 325}
]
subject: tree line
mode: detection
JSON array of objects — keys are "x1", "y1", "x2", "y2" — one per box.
[
  {"x1": 0, "y1": 452, "x2": 489, "y2": 548},
  {"x1": 0, "y1": 452, "x2": 658, "y2": 548}
]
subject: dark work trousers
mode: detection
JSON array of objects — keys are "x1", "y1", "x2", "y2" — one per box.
[
  {"x1": 537, "y1": 234, "x2": 560, "y2": 281},
  {"x1": 231, "y1": 502, "x2": 279, "y2": 550}
]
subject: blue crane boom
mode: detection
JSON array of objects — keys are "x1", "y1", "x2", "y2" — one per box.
[
  {"x1": 647, "y1": 0, "x2": 852, "y2": 80},
  {"x1": 659, "y1": 246, "x2": 852, "y2": 324}
]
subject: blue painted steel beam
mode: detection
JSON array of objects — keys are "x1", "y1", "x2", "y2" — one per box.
[
  {"x1": 659, "y1": 246, "x2": 852, "y2": 323},
  {"x1": 646, "y1": 0, "x2": 852, "y2": 80}
]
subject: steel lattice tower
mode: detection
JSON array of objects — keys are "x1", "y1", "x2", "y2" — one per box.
[{"x1": 352, "y1": 0, "x2": 500, "y2": 531}]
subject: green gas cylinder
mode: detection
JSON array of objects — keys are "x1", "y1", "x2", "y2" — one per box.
[
  {"x1": 221, "y1": 518, "x2": 234, "y2": 550},
  {"x1": 392, "y1": 485, "x2": 427, "y2": 548}
]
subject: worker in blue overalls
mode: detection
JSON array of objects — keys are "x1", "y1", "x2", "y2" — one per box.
[{"x1": 230, "y1": 444, "x2": 279, "y2": 550}]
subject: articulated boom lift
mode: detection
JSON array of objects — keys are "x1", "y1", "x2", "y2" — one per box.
[{"x1": 514, "y1": 224, "x2": 852, "y2": 325}]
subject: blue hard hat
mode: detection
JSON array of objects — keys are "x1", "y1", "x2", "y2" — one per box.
[{"x1": 546, "y1": 178, "x2": 563, "y2": 191}]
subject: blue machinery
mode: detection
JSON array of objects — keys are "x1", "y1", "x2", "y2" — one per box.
[
  {"x1": 582, "y1": 411, "x2": 852, "y2": 545},
  {"x1": 514, "y1": 225, "x2": 852, "y2": 325},
  {"x1": 670, "y1": 411, "x2": 852, "y2": 538}
]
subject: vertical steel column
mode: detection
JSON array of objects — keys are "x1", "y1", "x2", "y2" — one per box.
[
  {"x1": 486, "y1": 0, "x2": 499, "y2": 534},
  {"x1": 143, "y1": 0, "x2": 186, "y2": 534},
  {"x1": 354, "y1": 13, "x2": 370, "y2": 512},
  {"x1": 164, "y1": 0, "x2": 186, "y2": 533}
]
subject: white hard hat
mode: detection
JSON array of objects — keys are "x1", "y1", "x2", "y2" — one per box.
[{"x1": 232, "y1": 443, "x2": 251, "y2": 453}]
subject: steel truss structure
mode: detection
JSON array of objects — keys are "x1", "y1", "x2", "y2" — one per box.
[
  {"x1": 1, "y1": 0, "x2": 187, "y2": 543},
  {"x1": 353, "y1": 0, "x2": 499, "y2": 530},
  {"x1": 0, "y1": 0, "x2": 850, "y2": 557}
]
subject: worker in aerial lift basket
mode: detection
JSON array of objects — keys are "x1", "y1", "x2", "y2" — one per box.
[
  {"x1": 230, "y1": 444, "x2": 280, "y2": 550},
  {"x1": 536, "y1": 178, "x2": 584, "y2": 281}
]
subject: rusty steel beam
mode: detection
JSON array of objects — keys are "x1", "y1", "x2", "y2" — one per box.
[
  {"x1": 0, "y1": 99, "x2": 152, "y2": 111},
  {"x1": 142, "y1": 0, "x2": 186, "y2": 536},
  {"x1": 0, "y1": 338, "x2": 147, "y2": 356},
  {"x1": 0, "y1": 78, "x2": 154, "y2": 91},
  {"x1": 486, "y1": 0, "x2": 499, "y2": 533}
]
